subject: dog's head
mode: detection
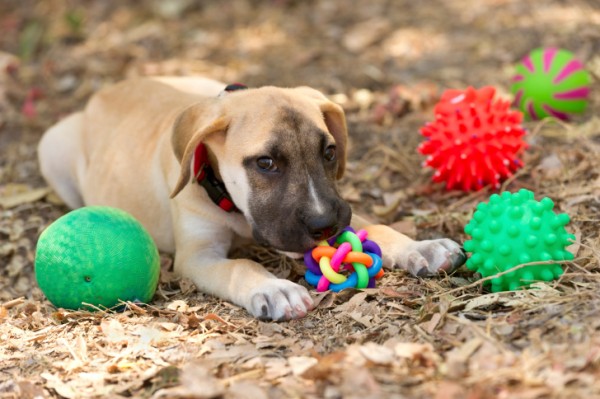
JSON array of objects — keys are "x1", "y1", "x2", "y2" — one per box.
[{"x1": 170, "y1": 85, "x2": 352, "y2": 252}]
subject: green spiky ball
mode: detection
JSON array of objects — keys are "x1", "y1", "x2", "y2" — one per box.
[
  {"x1": 464, "y1": 189, "x2": 574, "y2": 292},
  {"x1": 35, "y1": 206, "x2": 160, "y2": 310}
]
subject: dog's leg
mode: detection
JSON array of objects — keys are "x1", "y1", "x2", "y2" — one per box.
[
  {"x1": 352, "y1": 215, "x2": 466, "y2": 276},
  {"x1": 38, "y1": 112, "x2": 86, "y2": 209},
  {"x1": 171, "y1": 208, "x2": 314, "y2": 321}
]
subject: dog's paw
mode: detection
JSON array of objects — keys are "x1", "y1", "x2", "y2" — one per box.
[
  {"x1": 399, "y1": 239, "x2": 466, "y2": 277},
  {"x1": 247, "y1": 279, "x2": 314, "y2": 321}
]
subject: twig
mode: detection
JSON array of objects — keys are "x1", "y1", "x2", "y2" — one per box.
[
  {"x1": 446, "y1": 189, "x2": 490, "y2": 212},
  {"x1": 562, "y1": 273, "x2": 600, "y2": 278},
  {"x1": 529, "y1": 117, "x2": 573, "y2": 139},
  {"x1": 431, "y1": 260, "x2": 572, "y2": 299},
  {"x1": 1, "y1": 297, "x2": 25, "y2": 309}
]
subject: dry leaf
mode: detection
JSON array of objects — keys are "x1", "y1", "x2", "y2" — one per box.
[
  {"x1": 464, "y1": 293, "x2": 501, "y2": 311},
  {"x1": 343, "y1": 19, "x2": 390, "y2": 52},
  {"x1": 0, "y1": 306, "x2": 8, "y2": 320},
  {"x1": 444, "y1": 338, "x2": 483, "y2": 378},
  {"x1": 423, "y1": 313, "x2": 443, "y2": 334},
  {"x1": 41, "y1": 373, "x2": 77, "y2": 399},
  {"x1": 389, "y1": 219, "x2": 417, "y2": 237},
  {"x1": 151, "y1": 361, "x2": 223, "y2": 399},
  {"x1": 16, "y1": 380, "x2": 48, "y2": 399},
  {"x1": 288, "y1": 356, "x2": 318, "y2": 377},
  {"x1": 180, "y1": 361, "x2": 224, "y2": 398},
  {"x1": 101, "y1": 318, "x2": 129, "y2": 344},
  {"x1": 302, "y1": 351, "x2": 346, "y2": 380},
  {"x1": 226, "y1": 380, "x2": 268, "y2": 399},
  {"x1": 433, "y1": 381, "x2": 466, "y2": 399},
  {"x1": 394, "y1": 342, "x2": 436, "y2": 362},
  {"x1": 167, "y1": 299, "x2": 189, "y2": 312},
  {"x1": 0, "y1": 187, "x2": 50, "y2": 209},
  {"x1": 264, "y1": 358, "x2": 290, "y2": 380},
  {"x1": 359, "y1": 343, "x2": 395, "y2": 365}
]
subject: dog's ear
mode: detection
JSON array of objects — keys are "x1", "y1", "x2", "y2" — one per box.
[
  {"x1": 295, "y1": 87, "x2": 348, "y2": 179},
  {"x1": 320, "y1": 100, "x2": 348, "y2": 180},
  {"x1": 170, "y1": 103, "x2": 229, "y2": 198}
]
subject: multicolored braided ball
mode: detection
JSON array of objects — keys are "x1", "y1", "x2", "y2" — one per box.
[
  {"x1": 511, "y1": 48, "x2": 591, "y2": 121},
  {"x1": 303, "y1": 228, "x2": 384, "y2": 292}
]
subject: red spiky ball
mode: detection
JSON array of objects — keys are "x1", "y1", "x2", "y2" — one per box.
[{"x1": 418, "y1": 87, "x2": 528, "y2": 191}]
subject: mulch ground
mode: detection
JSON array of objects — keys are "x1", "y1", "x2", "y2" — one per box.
[{"x1": 1, "y1": 1, "x2": 600, "y2": 398}]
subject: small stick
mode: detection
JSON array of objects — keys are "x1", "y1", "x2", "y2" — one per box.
[
  {"x1": 431, "y1": 260, "x2": 571, "y2": 299},
  {"x1": 1, "y1": 297, "x2": 25, "y2": 309}
]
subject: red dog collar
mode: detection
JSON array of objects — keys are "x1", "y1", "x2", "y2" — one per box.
[
  {"x1": 193, "y1": 143, "x2": 238, "y2": 213},
  {"x1": 190, "y1": 83, "x2": 248, "y2": 213}
]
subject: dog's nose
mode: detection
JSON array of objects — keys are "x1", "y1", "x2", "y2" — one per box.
[{"x1": 306, "y1": 214, "x2": 338, "y2": 241}]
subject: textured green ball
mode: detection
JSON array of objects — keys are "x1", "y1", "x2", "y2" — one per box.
[
  {"x1": 464, "y1": 189, "x2": 574, "y2": 292},
  {"x1": 35, "y1": 206, "x2": 160, "y2": 310},
  {"x1": 511, "y1": 48, "x2": 591, "y2": 121}
]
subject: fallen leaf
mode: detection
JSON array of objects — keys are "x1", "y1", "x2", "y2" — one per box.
[
  {"x1": 41, "y1": 373, "x2": 77, "y2": 399},
  {"x1": 226, "y1": 380, "x2": 268, "y2": 399},
  {"x1": 359, "y1": 343, "x2": 395, "y2": 365},
  {"x1": 389, "y1": 219, "x2": 417, "y2": 237},
  {"x1": 264, "y1": 358, "x2": 290, "y2": 380},
  {"x1": 0, "y1": 187, "x2": 50, "y2": 209},
  {"x1": 302, "y1": 351, "x2": 346, "y2": 380},
  {"x1": 433, "y1": 381, "x2": 466, "y2": 399},
  {"x1": 444, "y1": 338, "x2": 483, "y2": 378},
  {"x1": 288, "y1": 356, "x2": 318, "y2": 377},
  {"x1": 343, "y1": 19, "x2": 390, "y2": 52},
  {"x1": 394, "y1": 342, "x2": 438, "y2": 367},
  {"x1": 167, "y1": 299, "x2": 189, "y2": 312},
  {"x1": 423, "y1": 313, "x2": 443, "y2": 334},
  {"x1": 536, "y1": 153, "x2": 563, "y2": 180},
  {"x1": 101, "y1": 319, "x2": 128, "y2": 344},
  {"x1": 348, "y1": 310, "x2": 373, "y2": 328},
  {"x1": 180, "y1": 361, "x2": 224, "y2": 397},
  {"x1": 151, "y1": 361, "x2": 223, "y2": 399},
  {"x1": 16, "y1": 380, "x2": 48, "y2": 399},
  {"x1": 464, "y1": 293, "x2": 501, "y2": 311}
]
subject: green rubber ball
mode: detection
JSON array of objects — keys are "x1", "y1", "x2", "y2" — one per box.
[
  {"x1": 35, "y1": 206, "x2": 160, "y2": 310},
  {"x1": 464, "y1": 189, "x2": 574, "y2": 292}
]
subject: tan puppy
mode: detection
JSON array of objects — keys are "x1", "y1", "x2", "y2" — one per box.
[{"x1": 38, "y1": 77, "x2": 465, "y2": 320}]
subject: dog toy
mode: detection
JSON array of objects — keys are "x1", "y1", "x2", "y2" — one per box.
[
  {"x1": 303, "y1": 227, "x2": 384, "y2": 292},
  {"x1": 35, "y1": 206, "x2": 160, "y2": 310},
  {"x1": 418, "y1": 86, "x2": 527, "y2": 191},
  {"x1": 511, "y1": 47, "x2": 591, "y2": 121},
  {"x1": 463, "y1": 189, "x2": 575, "y2": 292}
]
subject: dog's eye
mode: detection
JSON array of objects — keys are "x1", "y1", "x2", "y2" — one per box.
[
  {"x1": 257, "y1": 157, "x2": 278, "y2": 172},
  {"x1": 324, "y1": 145, "x2": 336, "y2": 162}
]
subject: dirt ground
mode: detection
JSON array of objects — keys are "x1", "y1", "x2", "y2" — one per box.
[{"x1": 1, "y1": 0, "x2": 600, "y2": 398}]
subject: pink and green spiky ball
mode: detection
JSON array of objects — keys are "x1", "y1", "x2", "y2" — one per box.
[{"x1": 511, "y1": 48, "x2": 591, "y2": 121}]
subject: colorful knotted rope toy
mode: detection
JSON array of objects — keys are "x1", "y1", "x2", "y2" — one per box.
[{"x1": 303, "y1": 227, "x2": 384, "y2": 292}]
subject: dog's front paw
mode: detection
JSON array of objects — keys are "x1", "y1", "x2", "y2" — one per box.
[
  {"x1": 247, "y1": 279, "x2": 314, "y2": 321},
  {"x1": 400, "y1": 239, "x2": 466, "y2": 277}
]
